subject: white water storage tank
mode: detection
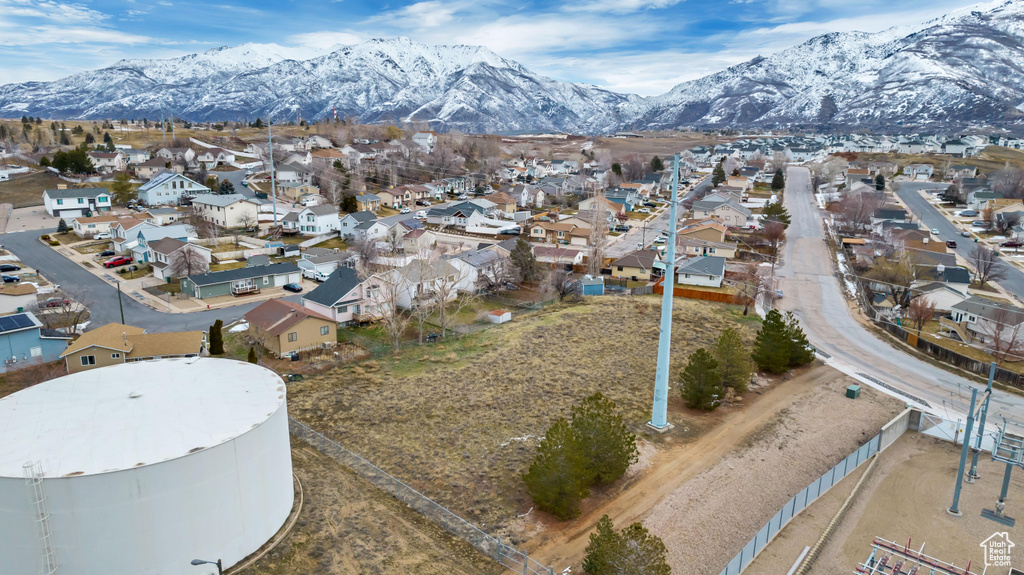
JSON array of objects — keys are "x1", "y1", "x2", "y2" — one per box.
[{"x1": 0, "y1": 358, "x2": 293, "y2": 575}]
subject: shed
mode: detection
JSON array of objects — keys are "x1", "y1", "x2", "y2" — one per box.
[
  {"x1": 487, "y1": 310, "x2": 512, "y2": 324},
  {"x1": 579, "y1": 275, "x2": 605, "y2": 296}
]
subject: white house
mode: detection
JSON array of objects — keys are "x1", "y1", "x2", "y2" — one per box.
[
  {"x1": 87, "y1": 151, "x2": 126, "y2": 173},
  {"x1": 391, "y1": 259, "x2": 461, "y2": 309},
  {"x1": 146, "y1": 207, "x2": 181, "y2": 226},
  {"x1": 297, "y1": 250, "x2": 357, "y2": 280},
  {"x1": 675, "y1": 255, "x2": 726, "y2": 288},
  {"x1": 190, "y1": 194, "x2": 260, "y2": 229},
  {"x1": 302, "y1": 267, "x2": 388, "y2": 324},
  {"x1": 412, "y1": 131, "x2": 437, "y2": 153},
  {"x1": 137, "y1": 172, "x2": 210, "y2": 206},
  {"x1": 155, "y1": 147, "x2": 196, "y2": 164},
  {"x1": 449, "y1": 249, "x2": 503, "y2": 293},
  {"x1": 195, "y1": 147, "x2": 236, "y2": 169},
  {"x1": 339, "y1": 211, "x2": 378, "y2": 240},
  {"x1": 281, "y1": 205, "x2": 341, "y2": 235},
  {"x1": 130, "y1": 224, "x2": 197, "y2": 264},
  {"x1": 43, "y1": 188, "x2": 111, "y2": 218},
  {"x1": 111, "y1": 220, "x2": 159, "y2": 254},
  {"x1": 148, "y1": 238, "x2": 212, "y2": 281},
  {"x1": 122, "y1": 148, "x2": 150, "y2": 165}
]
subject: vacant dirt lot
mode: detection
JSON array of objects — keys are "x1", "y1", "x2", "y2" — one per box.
[
  {"x1": 286, "y1": 297, "x2": 761, "y2": 541},
  {"x1": 0, "y1": 171, "x2": 64, "y2": 207},
  {"x1": 246, "y1": 441, "x2": 502, "y2": 575},
  {"x1": 747, "y1": 432, "x2": 1024, "y2": 574}
]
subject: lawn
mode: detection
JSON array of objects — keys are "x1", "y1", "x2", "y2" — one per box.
[
  {"x1": 286, "y1": 297, "x2": 761, "y2": 539},
  {"x1": 0, "y1": 171, "x2": 63, "y2": 208},
  {"x1": 309, "y1": 237, "x2": 350, "y2": 250},
  {"x1": 209, "y1": 260, "x2": 246, "y2": 272}
]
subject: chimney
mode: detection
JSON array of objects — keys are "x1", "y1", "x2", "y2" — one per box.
[{"x1": 57, "y1": 184, "x2": 67, "y2": 190}]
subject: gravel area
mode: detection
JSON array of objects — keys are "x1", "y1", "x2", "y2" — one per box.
[{"x1": 642, "y1": 374, "x2": 905, "y2": 574}]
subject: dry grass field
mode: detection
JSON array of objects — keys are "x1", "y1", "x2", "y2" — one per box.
[
  {"x1": 0, "y1": 171, "x2": 65, "y2": 207},
  {"x1": 286, "y1": 296, "x2": 761, "y2": 541},
  {"x1": 856, "y1": 145, "x2": 1024, "y2": 175}
]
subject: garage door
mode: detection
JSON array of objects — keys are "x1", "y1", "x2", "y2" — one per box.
[{"x1": 57, "y1": 209, "x2": 84, "y2": 218}]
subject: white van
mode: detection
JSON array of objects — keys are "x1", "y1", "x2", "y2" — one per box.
[
  {"x1": 415, "y1": 210, "x2": 427, "y2": 219},
  {"x1": 302, "y1": 268, "x2": 330, "y2": 281}
]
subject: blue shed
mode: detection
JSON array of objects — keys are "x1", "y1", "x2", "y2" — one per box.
[
  {"x1": 0, "y1": 312, "x2": 71, "y2": 371},
  {"x1": 580, "y1": 275, "x2": 605, "y2": 296}
]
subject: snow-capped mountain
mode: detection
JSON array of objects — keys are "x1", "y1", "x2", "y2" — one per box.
[
  {"x1": 630, "y1": 0, "x2": 1024, "y2": 130},
  {"x1": 2, "y1": 1, "x2": 1024, "y2": 132},
  {"x1": 0, "y1": 37, "x2": 638, "y2": 134}
]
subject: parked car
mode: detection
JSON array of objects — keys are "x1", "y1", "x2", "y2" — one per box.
[
  {"x1": 457, "y1": 194, "x2": 469, "y2": 200},
  {"x1": 416, "y1": 200, "x2": 430, "y2": 206},
  {"x1": 637, "y1": 208, "x2": 650, "y2": 214},
  {"x1": 43, "y1": 297, "x2": 70, "y2": 308},
  {"x1": 614, "y1": 225, "x2": 632, "y2": 232},
  {"x1": 1, "y1": 275, "x2": 19, "y2": 283},
  {"x1": 399, "y1": 207, "x2": 412, "y2": 214},
  {"x1": 1001, "y1": 240, "x2": 1023, "y2": 248},
  {"x1": 415, "y1": 210, "x2": 427, "y2": 219},
  {"x1": 946, "y1": 240, "x2": 958, "y2": 248},
  {"x1": 644, "y1": 201, "x2": 657, "y2": 208},
  {"x1": 282, "y1": 283, "x2": 303, "y2": 293},
  {"x1": 103, "y1": 256, "x2": 133, "y2": 268},
  {"x1": 653, "y1": 237, "x2": 666, "y2": 245},
  {"x1": 94, "y1": 233, "x2": 112, "y2": 240},
  {"x1": 961, "y1": 231, "x2": 971, "y2": 237},
  {"x1": 959, "y1": 209, "x2": 979, "y2": 217},
  {"x1": 972, "y1": 220, "x2": 990, "y2": 227},
  {"x1": 0, "y1": 264, "x2": 21, "y2": 272},
  {"x1": 930, "y1": 228, "x2": 940, "y2": 235},
  {"x1": 100, "y1": 250, "x2": 115, "y2": 257}
]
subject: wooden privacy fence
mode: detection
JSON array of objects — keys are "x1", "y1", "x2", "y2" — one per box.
[{"x1": 652, "y1": 277, "x2": 750, "y2": 305}]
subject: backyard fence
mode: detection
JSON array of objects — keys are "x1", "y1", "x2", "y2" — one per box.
[
  {"x1": 716, "y1": 408, "x2": 914, "y2": 575},
  {"x1": 289, "y1": 419, "x2": 554, "y2": 575}
]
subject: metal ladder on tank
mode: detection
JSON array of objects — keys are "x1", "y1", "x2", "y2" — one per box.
[{"x1": 23, "y1": 461, "x2": 58, "y2": 575}]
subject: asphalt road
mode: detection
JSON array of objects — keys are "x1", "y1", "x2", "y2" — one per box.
[
  {"x1": 0, "y1": 229, "x2": 297, "y2": 333},
  {"x1": 606, "y1": 175, "x2": 711, "y2": 258},
  {"x1": 892, "y1": 181, "x2": 1024, "y2": 299},
  {"x1": 777, "y1": 167, "x2": 1024, "y2": 431}
]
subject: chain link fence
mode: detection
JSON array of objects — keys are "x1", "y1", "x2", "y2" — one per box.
[{"x1": 289, "y1": 419, "x2": 555, "y2": 575}]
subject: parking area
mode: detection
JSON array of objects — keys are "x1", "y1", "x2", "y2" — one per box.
[{"x1": 4, "y1": 206, "x2": 59, "y2": 234}]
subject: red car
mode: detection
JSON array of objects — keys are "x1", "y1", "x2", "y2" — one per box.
[
  {"x1": 1000, "y1": 240, "x2": 1023, "y2": 248},
  {"x1": 103, "y1": 256, "x2": 133, "y2": 268},
  {"x1": 44, "y1": 298, "x2": 70, "y2": 308}
]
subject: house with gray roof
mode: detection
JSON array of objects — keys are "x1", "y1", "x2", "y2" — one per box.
[
  {"x1": 180, "y1": 263, "x2": 300, "y2": 299},
  {"x1": 282, "y1": 204, "x2": 341, "y2": 235},
  {"x1": 449, "y1": 249, "x2": 502, "y2": 293},
  {"x1": 950, "y1": 297, "x2": 1024, "y2": 346},
  {"x1": 339, "y1": 211, "x2": 377, "y2": 239},
  {"x1": 297, "y1": 250, "x2": 357, "y2": 279},
  {"x1": 137, "y1": 172, "x2": 209, "y2": 206},
  {"x1": 42, "y1": 187, "x2": 111, "y2": 218},
  {"x1": 391, "y1": 259, "x2": 461, "y2": 309},
  {"x1": 693, "y1": 199, "x2": 751, "y2": 228},
  {"x1": 301, "y1": 267, "x2": 383, "y2": 324},
  {"x1": 675, "y1": 256, "x2": 726, "y2": 287}
]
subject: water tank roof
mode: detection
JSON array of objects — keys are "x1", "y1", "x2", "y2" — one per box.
[{"x1": 0, "y1": 358, "x2": 286, "y2": 478}]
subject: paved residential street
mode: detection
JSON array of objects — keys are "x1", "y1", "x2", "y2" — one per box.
[
  {"x1": 0, "y1": 229, "x2": 298, "y2": 333},
  {"x1": 777, "y1": 167, "x2": 1024, "y2": 431},
  {"x1": 892, "y1": 181, "x2": 1024, "y2": 300},
  {"x1": 606, "y1": 175, "x2": 711, "y2": 258}
]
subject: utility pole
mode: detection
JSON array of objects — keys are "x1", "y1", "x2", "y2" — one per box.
[
  {"x1": 116, "y1": 282, "x2": 125, "y2": 324},
  {"x1": 968, "y1": 362, "x2": 995, "y2": 483},
  {"x1": 268, "y1": 119, "x2": 278, "y2": 226},
  {"x1": 648, "y1": 153, "x2": 679, "y2": 432},
  {"x1": 949, "y1": 387, "x2": 978, "y2": 516}
]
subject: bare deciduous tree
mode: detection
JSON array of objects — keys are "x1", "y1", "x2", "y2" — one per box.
[
  {"x1": 431, "y1": 258, "x2": 476, "y2": 340},
  {"x1": 996, "y1": 211, "x2": 1022, "y2": 235},
  {"x1": 763, "y1": 220, "x2": 786, "y2": 274},
  {"x1": 622, "y1": 154, "x2": 646, "y2": 181},
  {"x1": 543, "y1": 267, "x2": 578, "y2": 302},
  {"x1": 355, "y1": 241, "x2": 408, "y2": 352},
  {"x1": 990, "y1": 306, "x2": 1024, "y2": 365},
  {"x1": 587, "y1": 192, "x2": 609, "y2": 276},
  {"x1": 166, "y1": 245, "x2": 210, "y2": 278},
  {"x1": 991, "y1": 165, "x2": 1024, "y2": 199},
  {"x1": 906, "y1": 296, "x2": 936, "y2": 336},
  {"x1": 34, "y1": 287, "x2": 90, "y2": 336},
  {"x1": 969, "y1": 245, "x2": 1006, "y2": 288},
  {"x1": 868, "y1": 254, "x2": 916, "y2": 307},
  {"x1": 833, "y1": 191, "x2": 881, "y2": 233}
]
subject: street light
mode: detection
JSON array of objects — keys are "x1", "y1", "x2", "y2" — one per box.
[{"x1": 190, "y1": 559, "x2": 222, "y2": 574}]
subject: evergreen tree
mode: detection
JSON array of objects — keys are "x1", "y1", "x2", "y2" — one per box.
[
  {"x1": 110, "y1": 171, "x2": 137, "y2": 205},
  {"x1": 762, "y1": 201, "x2": 791, "y2": 227},
  {"x1": 875, "y1": 173, "x2": 885, "y2": 191},
  {"x1": 105, "y1": 140, "x2": 116, "y2": 152},
  {"x1": 523, "y1": 417, "x2": 589, "y2": 520},
  {"x1": 253, "y1": 117, "x2": 264, "y2": 129},
  {"x1": 712, "y1": 160, "x2": 726, "y2": 187},
  {"x1": 771, "y1": 169, "x2": 785, "y2": 191},
  {"x1": 649, "y1": 156, "x2": 665, "y2": 172},
  {"x1": 56, "y1": 219, "x2": 69, "y2": 233},
  {"x1": 680, "y1": 348, "x2": 722, "y2": 410},
  {"x1": 102, "y1": 132, "x2": 113, "y2": 146},
  {"x1": 218, "y1": 180, "x2": 235, "y2": 194},
  {"x1": 582, "y1": 515, "x2": 671, "y2": 575},
  {"x1": 39, "y1": 156, "x2": 50, "y2": 167},
  {"x1": 59, "y1": 131, "x2": 70, "y2": 145},
  {"x1": 510, "y1": 238, "x2": 539, "y2": 285},
  {"x1": 785, "y1": 311, "x2": 815, "y2": 367},
  {"x1": 247, "y1": 346, "x2": 258, "y2": 364},
  {"x1": 570, "y1": 393, "x2": 638, "y2": 486},
  {"x1": 611, "y1": 163, "x2": 622, "y2": 177},
  {"x1": 209, "y1": 319, "x2": 225, "y2": 355},
  {"x1": 712, "y1": 328, "x2": 751, "y2": 394},
  {"x1": 752, "y1": 310, "x2": 791, "y2": 374},
  {"x1": 84, "y1": 132, "x2": 95, "y2": 144}
]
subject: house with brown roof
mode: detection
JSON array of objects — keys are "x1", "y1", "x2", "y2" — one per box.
[
  {"x1": 534, "y1": 246, "x2": 583, "y2": 267},
  {"x1": 148, "y1": 238, "x2": 212, "y2": 281},
  {"x1": 72, "y1": 214, "x2": 123, "y2": 238},
  {"x1": 488, "y1": 191, "x2": 518, "y2": 214},
  {"x1": 59, "y1": 322, "x2": 206, "y2": 374},
  {"x1": 244, "y1": 298, "x2": 337, "y2": 357},
  {"x1": 678, "y1": 220, "x2": 728, "y2": 243},
  {"x1": 529, "y1": 221, "x2": 591, "y2": 246},
  {"x1": 136, "y1": 157, "x2": 183, "y2": 179},
  {"x1": 610, "y1": 249, "x2": 661, "y2": 280},
  {"x1": 378, "y1": 186, "x2": 413, "y2": 208}
]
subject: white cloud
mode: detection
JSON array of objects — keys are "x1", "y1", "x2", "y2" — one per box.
[
  {"x1": 287, "y1": 30, "x2": 365, "y2": 50},
  {"x1": 0, "y1": 0, "x2": 108, "y2": 24},
  {"x1": 563, "y1": 0, "x2": 686, "y2": 13}
]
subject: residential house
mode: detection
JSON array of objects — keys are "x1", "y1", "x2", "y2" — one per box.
[
  {"x1": 60, "y1": 322, "x2": 205, "y2": 374},
  {"x1": 72, "y1": 214, "x2": 123, "y2": 238},
  {"x1": 450, "y1": 249, "x2": 503, "y2": 292},
  {"x1": 147, "y1": 207, "x2": 181, "y2": 226},
  {"x1": 481, "y1": 237, "x2": 519, "y2": 258},
  {"x1": 678, "y1": 219, "x2": 728, "y2": 243},
  {"x1": 148, "y1": 238, "x2": 212, "y2": 281},
  {"x1": 412, "y1": 131, "x2": 437, "y2": 153},
  {"x1": 846, "y1": 168, "x2": 872, "y2": 189},
  {"x1": 675, "y1": 255, "x2": 726, "y2": 287},
  {"x1": 121, "y1": 148, "x2": 150, "y2": 165},
  {"x1": 911, "y1": 285, "x2": 969, "y2": 316},
  {"x1": 244, "y1": 298, "x2": 336, "y2": 357},
  {"x1": 677, "y1": 237, "x2": 738, "y2": 259},
  {"x1": 871, "y1": 208, "x2": 908, "y2": 225},
  {"x1": 578, "y1": 196, "x2": 625, "y2": 217},
  {"x1": 355, "y1": 193, "x2": 382, "y2": 212},
  {"x1": 297, "y1": 249, "x2": 357, "y2": 279},
  {"x1": 0, "y1": 312, "x2": 71, "y2": 372},
  {"x1": 911, "y1": 264, "x2": 972, "y2": 294},
  {"x1": 384, "y1": 219, "x2": 425, "y2": 250},
  {"x1": 275, "y1": 161, "x2": 315, "y2": 185},
  {"x1": 282, "y1": 205, "x2": 341, "y2": 235},
  {"x1": 378, "y1": 186, "x2": 414, "y2": 208},
  {"x1": 137, "y1": 172, "x2": 210, "y2": 206},
  {"x1": 87, "y1": 151, "x2": 126, "y2": 173},
  {"x1": 180, "y1": 263, "x2": 301, "y2": 299},
  {"x1": 692, "y1": 199, "x2": 752, "y2": 228},
  {"x1": 311, "y1": 148, "x2": 350, "y2": 168},
  {"x1": 190, "y1": 194, "x2": 260, "y2": 229},
  {"x1": 967, "y1": 190, "x2": 1003, "y2": 211},
  {"x1": 517, "y1": 185, "x2": 546, "y2": 208},
  {"x1": 276, "y1": 182, "x2": 319, "y2": 202},
  {"x1": 488, "y1": 191, "x2": 518, "y2": 215},
  {"x1": 391, "y1": 259, "x2": 461, "y2": 309},
  {"x1": 947, "y1": 165, "x2": 978, "y2": 180},
  {"x1": 339, "y1": 211, "x2": 378, "y2": 239},
  {"x1": 401, "y1": 228, "x2": 437, "y2": 253},
  {"x1": 426, "y1": 202, "x2": 486, "y2": 229},
  {"x1": 534, "y1": 246, "x2": 583, "y2": 268},
  {"x1": 352, "y1": 218, "x2": 389, "y2": 242},
  {"x1": 43, "y1": 187, "x2": 111, "y2": 218},
  {"x1": 610, "y1": 249, "x2": 661, "y2": 281},
  {"x1": 529, "y1": 221, "x2": 591, "y2": 246},
  {"x1": 196, "y1": 147, "x2": 236, "y2": 168},
  {"x1": 302, "y1": 267, "x2": 387, "y2": 324},
  {"x1": 949, "y1": 297, "x2": 1024, "y2": 345},
  {"x1": 131, "y1": 223, "x2": 197, "y2": 263},
  {"x1": 135, "y1": 157, "x2": 182, "y2": 179},
  {"x1": 111, "y1": 219, "x2": 157, "y2": 254},
  {"x1": 155, "y1": 147, "x2": 196, "y2": 165}
]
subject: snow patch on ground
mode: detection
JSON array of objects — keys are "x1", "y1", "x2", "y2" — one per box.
[
  {"x1": 228, "y1": 322, "x2": 249, "y2": 333},
  {"x1": 835, "y1": 251, "x2": 858, "y2": 298}
]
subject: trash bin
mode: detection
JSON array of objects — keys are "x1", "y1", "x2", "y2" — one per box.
[
  {"x1": 846, "y1": 385, "x2": 861, "y2": 399},
  {"x1": 16, "y1": 307, "x2": 23, "y2": 313}
]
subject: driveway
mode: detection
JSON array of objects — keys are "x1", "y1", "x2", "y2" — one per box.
[
  {"x1": 892, "y1": 181, "x2": 1024, "y2": 300},
  {"x1": 777, "y1": 167, "x2": 1024, "y2": 431},
  {"x1": 0, "y1": 229, "x2": 300, "y2": 333}
]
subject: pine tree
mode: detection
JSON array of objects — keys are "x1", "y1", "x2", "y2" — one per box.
[
  {"x1": 570, "y1": 393, "x2": 638, "y2": 486},
  {"x1": 771, "y1": 169, "x2": 785, "y2": 191},
  {"x1": 785, "y1": 312, "x2": 815, "y2": 367},
  {"x1": 510, "y1": 238, "x2": 539, "y2": 285},
  {"x1": 218, "y1": 180, "x2": 235, "y2": 194},
  {"x1": 611, "y1": 163, "x2": 622, "y2": 177},
  {"x1": 102, "y1": 132, "x2": 112, "y2": 145},
  {"x1": 523, "y1": 417, "x2": 589, "y2": 520},
  {"x1": 582, "y1": 515, "x2": 671, "y2": 575},
  {"x1": 752, "y1": 310, "x2": 791, "y2": 374},
  {"x1": 84, "y1": 132, "x2": 95, "y2": 144},
  {"x1": 247, "y1": 346, "x2": 258, "y2": 364},
  {"x1": 649, "y1": 156, "x2": 665, "y2": 172},
  {"x1": 209, "y1": 319, "x2": 224, "y2": 355},
  {"x1": 680, "y1": 348, "x2": 722, "y2": 411},
  {"x1": 762, "y1": 201, "x2": 791, "y2": 227},
  {"x1": 56, "y1": 219, "x2": 69, "y2": 233},
  {"x1": 40, "y1": 156, "x2": 51, "y2": 167},
  {"x1": 110, "y1": 171, "x2": 136, "y2": 205},
  {"x1": 875, "y1": 173, "x2": 885, "y2": 191},
  {"x1": 59, "y1": 131, "x2": 70, "y2": 145},
  {"x1": 712, "y1": 160, "x2": 727, "y2": 187},
  {"x1": 712, "y1": 328, "x2": 751, "y2": 394}
]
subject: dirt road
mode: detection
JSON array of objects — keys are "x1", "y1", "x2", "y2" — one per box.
[{"x1": 526, "y1": 363, "x2": 839, "y2": 569}]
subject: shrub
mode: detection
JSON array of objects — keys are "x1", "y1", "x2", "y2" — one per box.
[
  {"x1": 583, "y1": 515, "x2": 671, "y2": 575},
  {"x1": 523, "y1": 418, "x2": 589, "y2": 520},
  {"x1": 712, "y1": 327, "x2": 751, "y2": 394},
  {"x1": 570, "y1": 393, "x2": 638, "y2": 485},
  {"x1": 680, "y1": 348, "x2": 722, "y2": 410},
  {"x1": 209, "y1": 319, "x2": 224, "y2": 355}
]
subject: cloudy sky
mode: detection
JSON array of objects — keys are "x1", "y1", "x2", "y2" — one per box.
[{"x1": 0, "y1": 0, "x2": 997, "y2": 95}]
